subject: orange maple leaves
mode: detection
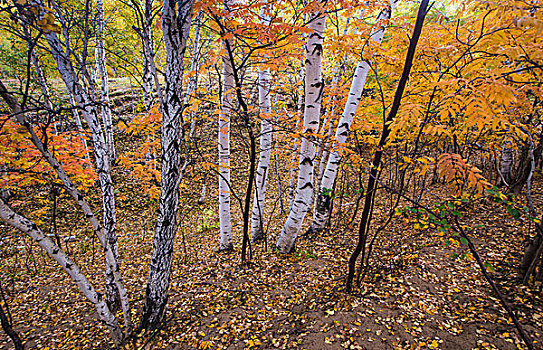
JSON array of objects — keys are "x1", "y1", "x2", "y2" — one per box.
[{"x1": 0, "y1": 118, "x2": 96, "y2": 192}]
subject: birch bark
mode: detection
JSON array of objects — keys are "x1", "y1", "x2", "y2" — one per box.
[
  {"x1": 25, "y1": 34, "x2": 53, "y2": 111},
  {"x1": 249, "y1": 8, "x2": 272, "y2": 242},
  {"x1": 314, "y1": 16, "x2": 352, "y2": 197},
  {"x1": 218, "y1": 0, "x2": 235, "y2": 251},
  {"x1": 276, "y1": 6, "x2": 326, "y2": 253},
  {"x1": 141, "y1": 0, "x2": 194, "y2": 329},
  {"x1": 180, "y1": 11, "x2": 203, "y2": 177},
  {"x1": 68, "y1": 94, "x2": 89, "y2": 155},
  {"x1": 250, "y1": 67, "x2": 272, "y2": 242},
  {"x1": 0, "y1": 198, "x2": 123, "y2": 345},
  {"x1": 0, "y1": 79, "x2": 132, "y2": 334},
  {"x1": 31, "y1": 4, "x2": 122, "y2": 310},
  {"x1": 287, "y1": 9, "x2": 308, "y2": 212},
  {"x1": 96, "y1": 0, "x2": 115, "y2": 161},
  {"x1": 499, "y1": 140, "x2": 513, "y2": 186},
  {"x1": 308, "y1": 1, "x2": 396, "y2": 235},
  {"x1": 140, "y1": 0, "x2": 163, "y2": 110},
  {"x1": 142, "y1": 52, "x2": 154, "y2": 110}
]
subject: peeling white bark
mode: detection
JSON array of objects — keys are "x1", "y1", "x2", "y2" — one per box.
[
  {"x1": 141, "y1": 0, "x2": 195, "y2": 329},
  {"x1": 140, "y1": 0, "x2": 163, "y2": 110},
  {"x1": 219, "y1": 0, "x2": 235, "y2": 251},
  {"x1": 29, "y1": 0, "x2": 122, "y2": 312},
  {"x1": 184, "y1": 11, "x2": 203, "y2": 133},
  {"x1": 250, "y1": 9, "x2": 272, "y2": 242},
  {"x1": 96, "y1": 0, "x2": 115, "y2": 162},
  {"x1": 314, "y1": 17, "x2": 352, "y2": 200},
  {"x1": 499, "y1": 140, "x2": 513, "y2": 186},
  {"x1": 250, "y1": 67, "x2": 272, "y2": 242},
  {"x1": 0, "y1": 79, "x2": 132, "y2": 337},
  {"x1": 309, "y1": 1, "x2": 396, "y2": 235},
  {"x1": 276, "y1": 6, "x2": 326, "y2": 253},
  {"x1": 0, "y1": 198, "x2": 123, "y2": 345},
  {"x1": 180, "y1": 11, "x2": 203, "y2": 178}
]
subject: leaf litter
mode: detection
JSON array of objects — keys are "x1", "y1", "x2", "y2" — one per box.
[{"x1": 0, "y1": 132, "x2": 542, "y2": 350}]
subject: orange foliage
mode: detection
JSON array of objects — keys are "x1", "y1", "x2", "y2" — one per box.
[
  {"x1": 0, "y1": 118, "x2": 96, "y2": 192},
  {"x1": 118, "y1": 106, "x2": 162, "y2": 199}
]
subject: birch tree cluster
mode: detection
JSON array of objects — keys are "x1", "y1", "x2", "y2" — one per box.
[{"x1": 0, "y1": 0, "x2": 542, "y2": 346}]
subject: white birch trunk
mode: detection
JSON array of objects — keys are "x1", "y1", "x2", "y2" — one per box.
[
  {"x1": 218, "y1": 1, "x2": 235, "y2": 251},
  {"x1": 141, "y1": 0, "x2": 194, "y2": 329},
  {"x1": 198, "y1": 183, "x2": 206, "y2": 204},
  {"x1": 313, "y1": 19, "x2": 352, "y2": 212},
  {"x1": 287, "y1": 116, "x2": 300, "y2": 213},
  {"x1": 33, "y1": 4, "x2": 122, "y2": 311},
  {"x1": 184, "y1": 11, "x2": 203, "y2": 122},
  {"x1": 249, "y1": 8, "x2": 272, "y2": 242},
  {"x1": 96, "y1": 0, "x2": 115, "y2": 162},
  {"x1": 140, "y1": 0, "x2": 158, "y2": 110},
  {"x1": 26, "y1": 38, "x2": 53, "y2": 111},
  {"x1": 276, "y1": 7, "x2": 326, "y2": 253},
  {"x1": 289, "y1": 13, "x2": 307, "y2": 211},
  {"x1": 499, "y1": 140, "x2": 513, "y2": 186},
  {"x1": 0, "y1": 198, "x2": 123, "y2": 345},
  {"x1": 250, "y1": 67, "x2": 272, "y2": 242},
  {"x1": 68, "y1": 94, "x2": 90, "y2": 155},
  {"x1": 142, "y1": 54, "x2": 154, "y2": 110},
  {"x1": 0, "y1": 80, "x2": 132, "y2": 335},
  {"x1": 308, "y1": 1, "x2": 395, "y2": 235},
  {"x1": 180, "y1": 11, "x2": 203, "y2": 178}
]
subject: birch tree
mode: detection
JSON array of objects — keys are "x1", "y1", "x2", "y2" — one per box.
[
  {"x1": 0, "y1": 79, "x2": 132, "y2": 335},
  {"x1": 131, "y1": 0, "x2": 163, "y2": 110},
  {"x1": 96, "y1": 0, "x2": 115, "y2": 161},
  {"x1": 141, "y1": 0, "x2": 155, "y2": 110},
  {"x1": 141, "y1": 0, "x2": 195, "y2": 329},
  {"x1": 0, "y1": 198, "x2": 124, "y2": 345},
  {"x1": 22, "y1": 0, "x2": 123, "y2": 309},
  {"x1": 308, "y1": 0, "x2": 396, "y2": 235},
  {"x1": 313, "y1": 18, "x2": 353, "y2": 211},
  {"x1": 181, "y1": 11, "x2": 203, "y2": 177},
  {"x1": 218, "y1": 0, "x2": 235, "y2": 251},
  {"x1": 276, "y1": 3, "x2": 326, "y2": 253},
  {"x1": 498, "y1": 140, "x2": 513, "y2": 186},
  {"x1": 250, "y1": 8, "x2": 272, "y2": 242}
]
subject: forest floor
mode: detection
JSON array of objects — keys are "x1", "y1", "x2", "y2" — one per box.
[{"x1": 1, "y1": 102, "x2": 543, "y2": 349}]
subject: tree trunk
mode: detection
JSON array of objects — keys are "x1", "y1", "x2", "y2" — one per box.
[
  {"x1": 288, "y1": 113, "x2": 301, "y2": 213},
  {"x1": 0, "y1": 198, "x2": 123, "y2": 345},
  {"x1": 498, "y1": 140, "x2": 513, "y2": 187},
  {"x1": 96, "y1": 0, "x2": 115, "y2": 162},
  {"x1": 346, "y1": 0, "x2": 428, "y2": 291},
  {"x1": 25, "y1": 0, "x2": 122, "y2": 314},
  {"x1": 140, "y1": 0, "x2": 163, "y2": 110},
  {"x1": 24, "y1": 23, "x2": 53, "y2": 112},
  {"x1": 0, "y1": 286, "x2": 24, "y2": 350},
  {"x1": 250, "y1": 68, "x2": 272, "y2": 242},
  {"x1": 141, "y1": 0, "x2": 194, "y2": 330},
  {"x1": 95, "y1": 0, "x2": 120, "y2": 310},
  {"x1": 181, "y1": 11, "x2": 203, "y2": 177},
  {"x1": 276, "y1": 5, "x2": 326, "y2": 253},
  {"x1": 313, "y1": 16, "x2": 353, "y2": 209},
  {"x1": 0, "y1": 79, "x2": 132, "y2": 336},
  {"x1": 308, "y1": 1, "x2": 396, "y2": 235},
  {"x1": 142, "y1": 52, "x2": 154, "y2": 110},
  {"x1": 520, "y1": 133, "x2": 543, "y2": 282},
  {"x1": 37, "y1": 22, "x2": 123, "y2": 313},
  {"x1": 218, "y1": 0, "x2": 235, "y2": 252}
]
